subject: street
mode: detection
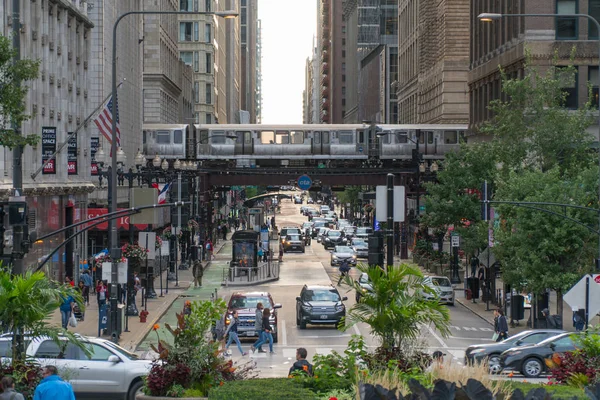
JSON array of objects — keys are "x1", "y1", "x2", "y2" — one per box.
[{"x1": 215, "y1": 195, "x2": 495, "y2": 377}]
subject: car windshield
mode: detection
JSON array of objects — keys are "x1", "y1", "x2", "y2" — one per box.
[
  {"x1": 103, "y1": 341, "x2": 140, "y2": 360},
  {"x1": 352, "y1": 239, "x2": 366, "y2": 246},
  {"x1": 229, "y1": 296, "x2": 270, "y2": 309},
  {"x1": 328, "y1": 231, "x2": 341, "y2": 237},
  {"x1": 357, "y1": 228, "x2": 373, "y2": 234},
  {"x1": 430, "y1": 277, "x2": 451, "y2": 287},
  {"x1": 303, "y1": 223, "x2": 312, "y2": 228},
  {"x1": 335, "y1": 246, "x2": 353, "y2": 253},
  {"x1": 303, "y1": 289, "x2": 341, "y2": 302},
  {"x1": 359, "y1": 274, "x2": 370, "y2": 284},
  {"x1": 288, "y1": 234, "x2": 301, "y2": 241}
]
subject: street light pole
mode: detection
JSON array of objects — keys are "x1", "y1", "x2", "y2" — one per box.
[{"x1": 478, "y1": 12, "x2": 600, "y2": 272}]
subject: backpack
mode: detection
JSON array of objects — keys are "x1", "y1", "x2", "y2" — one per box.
[
  {"x1": 214, "y1": 314, "x2": 227, "y2": 341},
  {"x1": 339, "y1": 262, "x2": 350, "y2": 273},
  {"x1": 206, "y1": 242, "x2": 212, "y2": 251}
]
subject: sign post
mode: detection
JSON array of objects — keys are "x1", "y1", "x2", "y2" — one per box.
[{"x1": 564, "y1": 274, "x2": 600, "y2": 328}]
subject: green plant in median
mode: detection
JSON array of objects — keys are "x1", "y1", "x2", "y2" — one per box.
[
  {"x1": 208, "y1": 378, "x2": 318, "y2": 400},
  {"x1": 340, "y1": 263, "x2": 450, "y2": 350}
]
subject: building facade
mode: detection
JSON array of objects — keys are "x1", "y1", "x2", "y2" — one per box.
[
  {"x1": 240, "y1": 0, "x2": 258, "y2": 123},
  {"x1": 397, "y1": 0, "x2": 469, "y2": 124},
  {"x1": 303, "y1": 56, "x2": 315, "y2": 123},
  {"x1": 256, "y1": 19, "x2": 263, "y2": 123}
]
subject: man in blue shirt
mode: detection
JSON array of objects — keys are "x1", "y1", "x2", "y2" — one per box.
[
  {"x1": 59, "y1": 295, "x2": 75, "y2": 329},
  {"x1": 80, "y1": 270, "x2": 93, "y2": 305},
  {"x1": 33, "y1": 365, "x2": 75, "y2": 400}
]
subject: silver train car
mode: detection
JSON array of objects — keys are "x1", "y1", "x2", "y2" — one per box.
[{"x1": 142, "y1": 123, "x2": 467, "y2": 168}]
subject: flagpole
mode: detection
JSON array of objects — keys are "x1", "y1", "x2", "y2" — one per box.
[{"x1": 30, "y1": 81, "x2": 125, "y2": 180}]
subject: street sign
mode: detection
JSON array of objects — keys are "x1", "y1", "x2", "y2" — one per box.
[
  {"x1": 451, "y1": 234, "x2": 460, "y2": 248},
  {"x1": 297, "y1": 175, "x2": 312, "y2": 190},
  {"x1": 375, "y1": 186, "x2": 405, "y2": 222},
  {"x1": 139, "y1": 232, "x2": 157, "y2": 260},
  {"x1": 564, "y1": 274, "x2": 600, "y2": 322}
]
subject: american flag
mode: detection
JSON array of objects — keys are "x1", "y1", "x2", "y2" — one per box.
[{"x1": 93, "y1": 96, "x2": 121, "y2": 149}]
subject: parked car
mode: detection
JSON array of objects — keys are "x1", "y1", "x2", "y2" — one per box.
[
  {"x1": 419, "y1": 275, "x2": 455, "y2": 306},
  {"x1": 355, "y1": 272, "x2": 372, "y2": 302},
  {"x1": 283, "y1": 234, "x2": 306, "y2": 253},
  {"x1": 322, "y1": 230, "x2": 346, "y2": 249},
  {"x1": 350, "y1": 238, "x2": 368, "y2": 258},
  {"x1": 499, "y1": 332, "x2": 584, "y2": 378},
  {"x1": 226, "y1": 291, "x2": 282, "y2": 342},
  {"x1": 296, "y1": 285, "x2": 347, "y2": 329},
  {"x1": 0, "y1": 334, "x2": 151, "y2": 400},
  {"x1": 464, "y1": 329, "x2": 566, "y2": 374},
  {"x1": 330, "y1": 245, "x2": 357, "y2": 267},
  {"x1": 355, "y1": 227, "x2": 373, "y2": 240}
]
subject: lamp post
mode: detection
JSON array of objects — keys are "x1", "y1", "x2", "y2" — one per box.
[{"x1": 478, "y1": 12, "x2": 600, "y2": 273}]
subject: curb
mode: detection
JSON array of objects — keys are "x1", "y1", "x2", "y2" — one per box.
[{"x1": 455, "y1": 297, "x2": 494, "y2": 326}]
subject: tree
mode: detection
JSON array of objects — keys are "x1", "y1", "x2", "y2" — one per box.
[
  {"x1": 0, "y1": 34, "x2": 41, "y2": 149},
  {"x1": 0, "y1": 265, "x2": 87, "y2": 362},
  {"x1": 340, "y1": 263, "x2": 450, "y2": 349}
]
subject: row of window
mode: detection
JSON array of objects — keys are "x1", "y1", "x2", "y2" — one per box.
[
  {"x1": 179, "y1": 22, "x2": 211, "y2": 43},
  {"x1": 179, "y1": 0, "x2": 211, "y2": 12},
  {"x1": 557, "y1": 0, "x2": 600, "y2": 39},
  {"x1": 180, "y1": 51, "x2": 212, "y2": 74},
  {"x1": 192, "y1": 82, "x2": 212, "y2": 104}
]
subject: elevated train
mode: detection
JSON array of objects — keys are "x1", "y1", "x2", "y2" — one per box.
[{"x1": 142, "y1": 124, "x2": 467, "y2": 169}]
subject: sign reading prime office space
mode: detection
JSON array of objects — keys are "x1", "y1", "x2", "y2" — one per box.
[{"x1": 42, "y1": 126, "x2": 57, "y2": 175}]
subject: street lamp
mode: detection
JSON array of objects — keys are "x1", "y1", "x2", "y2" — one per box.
[{"x1": 477, "y1": 11, "x2": 600, "y2": 271}]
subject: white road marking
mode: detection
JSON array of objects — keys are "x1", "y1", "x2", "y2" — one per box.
[
  {"x1": 426, "y1": 325, "x2": 449, "y2": 349},
  {"x1": 299, "y1": 334, "x2": 352, "y2": 338},
  {"x1": 281, "y1": 320, "x2": 287, "y2": 346},
  {"x1": 449, "y1": 336, "x2": 496, "y2": 341},
  {"x1": 353, "y1": 324, "x2": 361, "y2": 336}
]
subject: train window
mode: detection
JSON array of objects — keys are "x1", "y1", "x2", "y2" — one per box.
[
  {"x1": 276, "y1": 131, "x2": 289, "y2": 144},
  {"x1": 395, "y1": 131, "x2": 408, "y2": 143},
  {"x1": 418, "y1": 131, "x2": 425, "y2": 144},
  {"x1": 314, "y1": 132, "x2": 321, "y2": 144},
  {"x1": 338, "y1": 131, "x2": 353, "y2": 144},
  {"x1": 156, "y1": 131, "x2": 170, "y2": 144},
  {"x1": 143, "y1": 131, "x2": 147, "y2": 144},
  {"x1": 237, "y1": 131, "x2": 252, "y2": 144},
  {"x1": 210, "y1": 130, "x2": 226, "y2": 144},
  {"x1": 322, "y1": 132, "x2": 330, "y2": 144},
  {"x1": 426, "y1": 131, "x2": 434, "y2": 144},
  {"x1": 260, "y1": 131, "x2": 275, "y2": 144},
  {"x1": 199, "y1": 129, "x2": 209, "y2": 144},
  {"x1": 290, "y1": 131, "x2": 304, "y2": 144},
  {"x1": 444, "y1": 131, "x2": 458, "y2": 144},
  {"x1": 358, "y1": 130, "x2": 365, "y2": 144},
  {"x1": 174, "y1": 130, "x2": 183, "y2": 144}
]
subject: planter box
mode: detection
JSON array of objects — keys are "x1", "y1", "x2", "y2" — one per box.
[{"x1": 137, "y1": 395, "x2": 208, "y2": 400}]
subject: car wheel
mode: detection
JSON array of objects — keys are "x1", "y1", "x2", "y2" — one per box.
[
  {"x1": 488, "y1": 355, "x2": 502, "y2": 374},
  {"x1": 302, "y1": 249, "x2": 305, "y2": 253},
  {"x1": 355, "y1": 293, "x2": 361, "y2": 303},
  {"x1": 449, "y1": 301, "x2": 455, "y2": 306},
  {"x1": 522, "y1": 357, "x2": 544, "y2": 378},
  {"x1": 128, "y1": 379, "x2": 144, "y2": 400},
  {"x1": 299, "y1": 320, "x2": 306, "y2": 329}
]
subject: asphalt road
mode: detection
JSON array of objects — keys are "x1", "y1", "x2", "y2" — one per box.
[{"x1": 218, "y1": 195, "x2": 495, "y2": 377}]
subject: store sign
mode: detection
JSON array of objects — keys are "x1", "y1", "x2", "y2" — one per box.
[
  {"x1": 41, "y1": 126, "x2": 57, "y2": 174},
  {"x1": 90, "y1": 137, "x2": 99, "y2": 175},
  {"x1": 67, "y1": 132, "x2": 77, "y2": 175}
]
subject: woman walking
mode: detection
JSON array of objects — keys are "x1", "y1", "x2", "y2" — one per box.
[
  {"x1": 224, "y1": 310, "x2": 248, "y2": 356},
  {"x1": 254, "y1": 308, "x2": 274, "y2": 354}
]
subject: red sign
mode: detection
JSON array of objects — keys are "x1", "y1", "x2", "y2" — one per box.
[
  {"x1": 595, "y1": 274, "x2": 600, "y2": 284},
  {"x1": 91, "y1": 163, "x2": 98, "y2": 175},
  {"x1": 87, "y1": 208, "x2": 148, "y2": 231},
  {"x1": 43, "y1": 159, "x2": 56, "y2": 174}
]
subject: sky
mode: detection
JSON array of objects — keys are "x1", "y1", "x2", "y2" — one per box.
[{"x1": 258, "y1": 0, "x2": 317, "y2": 124}]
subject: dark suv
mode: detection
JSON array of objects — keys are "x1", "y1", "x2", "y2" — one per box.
[
  {"x1": 279, "y1": 226, "x2": 303, "y2": 243},
  {"x1": 322, "y1": 230, "x2": 345, "y2": 249},
  {"x1": 282, "y1": 234, "x2": 305, "y2": 253},
  {"x1": 296, "y1": 285, "x2": 347, "y2": 329},
  {"x1": 226, "y1": 291, "x2": 282, "y2": 342}
]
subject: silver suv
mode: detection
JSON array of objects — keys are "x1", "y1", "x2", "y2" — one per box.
[{"x1": 0, "y1": 335, "x2": 151, "y2": 400}]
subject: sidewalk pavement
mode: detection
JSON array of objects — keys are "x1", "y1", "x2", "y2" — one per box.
[{"x1": 48, "y1": 237, "x2": 231, "y2": 352}]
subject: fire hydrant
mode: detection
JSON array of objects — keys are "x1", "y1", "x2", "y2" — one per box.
[{"x1": 140, "y1": 310, "x2": 149, "y2": 323}]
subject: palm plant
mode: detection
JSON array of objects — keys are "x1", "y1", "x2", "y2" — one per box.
[
  {"x1": 0, "y1": 264, "x2": 88, "y2": 362},
  {"x1": 340, "y1": 263, "x2": 451, "y2": 349}
]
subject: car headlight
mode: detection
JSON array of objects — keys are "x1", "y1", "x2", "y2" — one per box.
[
  {"x1": 361, "y1": 288, "x2": 367, "y2": 292},
  {"x1": 507, "y1": 350, "x2": 521, "y2": 356},
  {"x1": 301, "y1": 304, "x2": 312, "y2": 312},
  {"x1": 325, "y1": 238, "x2": 331, "y2": 241},
  {"x1": 352, "y1": 255, "x2": 357, "y2": 259},
  {"x1": 469, "y1": 348, "x2": 486, "y2": 355},
  {"x1": 335, "y1": 303, "x2": 345, "y2": 312},
  {"x1": 332, "y1": 255, "x2": 338, "y2": 259}
]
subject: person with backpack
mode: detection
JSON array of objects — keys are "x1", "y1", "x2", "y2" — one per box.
[
  {"x1": 205, "y1": 240, "x2": 214, "y2": 260},
  {"x1": 337, "y1": 259, "x2": 351, "y2": 286},
  {"x1": 288, "y1": 348, "x2": 313, "y2": 377},
  {"x1": 0, "y1": 376, "x2": 25, "y2": 400},
  {"x1": 494, "y1": 308, "x2": 509, "y2": 341},
  {"x1": 224, "y1": 310, "x2": 248, "y2": 356}
]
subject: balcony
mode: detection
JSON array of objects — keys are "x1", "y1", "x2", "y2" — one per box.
[
  {"x1": 321, "y1": 74, "x2": 329, "y2": 86},
  {"x1": 322, "y1": 27, "x2": 330, "y2": 40},
  {"x1": 322, "y1": 99, "x2": 330, "y2": 109},
  {"x1": 321, "y1": 62, "x2": 329, "y2": 74},
  {"x1": 322, "y1": 87, "x2": 329, "y2": 98}
]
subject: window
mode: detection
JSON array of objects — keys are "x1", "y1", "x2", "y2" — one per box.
[
  {"x1": 342, "y1": 87, "x2": 346, "y2": 96},
  {"x1": 589, "y1": 66, "x2": 599, "y2": 108},
  {"x1": 241, "y1": 9, "x2": 247, "y2": 24},
  {"x1": 290, "y1": 130, "x2": 304, "y2": 144},
  {"x1": 180, "y1": 22, "x2": 193, "y2": 42},
  {"x1": 556, "y1": 0, "x2": 578, "y2": 39},
  {"x1": 194, "y1": 22, "x2": 199, "y2": 41},
  {"x1": 206, "y1": 113, "x2": 212, "y2": 124},
  {"x1": 592, "y1": 0, "x2": 600, "y2": 39},
  {"x1": 194, "y1": 82, "x2": 200, "y2": 103},
  {"x1": 342, "y1": 38, "x2": 346, "y2": 46},
  {"x1": 206, "y1": 83, "x2": 212, "y2": 104},
  {"x1": 342, "y1": 63, "x2": 346, "y2": 73},
  {"x1": 180, "y1": 0, "x2": 193, "y2": 11},
  {"x1": 444, "y1": 131, "x2": 458, "y2": 144},
  {"x1": 156, "y1": 131, "x2": 171, "y2": 144},
  {"x1": 79, "y1": 344, "x2": 115, "y2": 361},
  {"x1": 342, "y1": 26, "x2": 346, "y2": 34},
  {"x1": 174, "y1": 130, "x2": 183, "y2": 144},
  {"x1": 338, "y1": 131, "x2": 353, "y2": 144},
  {"x1": 193, "y1": 51, "x2": 199, "y2": 72},
  {"x1": 205, "y1": 23, "x2": 212, "y2": 42},
  {"x1": 34, "y1": 340, "x2": 77, "y2": 359},
  {"x1": 276, "y1": 131, "x2": 289, "y2": 144},
  {"x1": 180, "y1": 52, "x2": 193, "y2": 66},
  {"x1": 194, "y1": 112, "x2": 199, "y2": 124},
  {"x1": 260, "y1": 131, "x2": 275, "y2": 144},
  {"x1": 342, "y1": 74, "x2": 346, "y2": 82},
  {"x1": 342, "y1": 99, "x2": 346, "y2": 106},
  {"x1": 205, "y1": 0, "x2": 211, "y2": 12},
  {"x1": 342, "y1": 50, "x2": 346, "y2": 58},
  {"x1": 558, "y1": 67, "x2": 578, "y2": 109},
  {"x1": 206, "y1": 52, "x2": 212, "y2": 73}
]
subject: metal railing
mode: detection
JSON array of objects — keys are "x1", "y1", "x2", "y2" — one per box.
[{"x1": 224, "y1": 258, "x2": 280, "y2": 284}]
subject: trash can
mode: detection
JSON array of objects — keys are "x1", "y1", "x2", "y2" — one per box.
[{"x1": 465, "y1": 289, "x2": 472, "y2": 301}]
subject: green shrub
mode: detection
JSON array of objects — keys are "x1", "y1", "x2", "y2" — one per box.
[{"x1": 208, "y1": 378, "x2": 318, "y2": 400}]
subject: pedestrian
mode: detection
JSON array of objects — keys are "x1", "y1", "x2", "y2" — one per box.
[
  {"x1": 59, "y1": 293, "x2": 75, "y2": 330},
  {"x1": 192, "y1": 260, "x2": 203, "y2": 287},
  {"x1": 64, "y1": 276, "x2": 74, "y2": 287},
  {"x1": 80, "y1": 270, "x2": 92, "y2": 305},
  {"x1": 0, "y1": 376, "x2": 25, "y2": 400},
  {"x1": 278, "y1": 242, "x2": 284, "y2": 262},
  {"x1": 257, "y1": 246, "x2": 264, "y2": 263},
  {"x1": 33, "y1": 365, "x2": 75, "y2": 400},
  {"x1": 288, "y1": 348, "x2": 313, "y2": 377},
  {"x1": 271, "y1": 216, "x2": 275, "y2": 229},
  {"x1": 470, "y1": 256, "x2": 480, "y2": 277},
  {"x1": 253, "y1": 308, "x2": 274, "y2": 354},
  {"x1": 542, "y1": 308, "x2": 562, "y2": 329},
  {"x1": 251, "y1": 302, "x2": 266, "y2": 353},
  {"x1": 96, "y1": 280, "x2": 107, "y2": 307},
  {"x1": 222, "y1": 224, "x2": 228, "y2": 241},
  {"x1": 425, "y1": 350, "x2": 446, "y2": 372},
  {"x1": 573, "y1": 309, "x2": 585, "y2": 332},
  {"x1": 224, "y1": 310, "x2": 248, "y2": 356},
  {"x1": 134, "y1": 272, "x2": 142, "y2": 295},
  {"x1": 337, "y1": 259, "x2": 350, "y2": 286},
  {"x1": 494, "y1": 308, "x2": 508, "y2": 342},
  {"x1": 206, "y1": 240, "x2": 214, "y2": 260}
]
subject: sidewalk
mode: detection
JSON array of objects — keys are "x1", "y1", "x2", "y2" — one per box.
[{"x1": 48, "y1": 237, "x2": 230, "y2": 352}]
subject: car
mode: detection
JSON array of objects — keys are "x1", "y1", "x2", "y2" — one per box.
[
  {"x1": 320, "y1": 205, "x2": 331, "y2": 214},
  {"x1": 499, "y1": 332, "x2": 584, "y2": 378},
  {"x1": 279, "y1": 226, "x2": 303, "y2": 243},
  {"x1": 296, "y1": 285, "x2": 347, "y2": 329},
  {"x1": 464, "y1": 329, "x2": 566, "y2": 374},
  {"x1": 330, "y1": 245, "x2": 357, "y2": 267},
  {"x1": 300, "y1": 206, "x2": 309, "y2": 214},
  {"x1": 283, "y1": 234, "x2": 306, "y2": 252},
  {"x1": 316, "y1": 227, "x2": 330, "y2": 243},
  {"x1": 355, "y1": 272, "x2": 372, "y2": 302},
  {"x1": 337, "y1": 219, "x2": 351, "y2": 229},
  {"x1": 350, "y1": 238, "x2": 368, "y2": 258},
  {"x1": 294, "y1": 195, "x2": 302, "y2": 204},
  {"x1": 355, "y1": 227, "x2": 374, "y2": 240},
  {"x1": 307, "y1": 197, "x2": 315, "y2": 204},
  {"x1": 342, "y1": 226, "x2": 357, "y2": 241},
  {"x1": 308, "y1": 209, "x2": 321, "y2": 218},
  {"x1": 226, "y1": 291, "x2": 282, "y2": 342},
  {"x1": 322, "y1": 230, "x2": 346, "y2": 249},
  {"x1": 0, "y1": 334, "x2": 151, "y2": 400},
  {"x1": 419, "y1": 275, "x2": 455, "y2": 305}
]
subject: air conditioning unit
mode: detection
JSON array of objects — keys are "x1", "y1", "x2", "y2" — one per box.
[
  {"x1": 20, "y1": 24, "x2": 26, "y2": 33},
  {"x1": 76, "y1": 56, "x2": 80, "y2": 65},
  {"x1": 41, "y1": 107, "x2": 45, "y2": 116},
  {"x1": 7, "y1": 16, "x2": 11, "y2": 26},
  {"x1": 57, "y1": 111, "x2": 62, "y2": 121},
  {"x1": 49, "y1": 109, "x2": 54, "y2": 119},
  {"x1": 41, "y1": 71, "x2": 46, "y2": 81},
  {"x1": 68, "y1": 83, "x2": 73, "y2": 92},
  {"x1": 84, "y1": 90, "x2": 88, "y2": 98},
  {"x1": 68, "y1": 51, "x2": 72, "y2": 60},
  {"x1": 57, "y1": 79, "x2": 61, "y2": 88},
  {"x1": 77, "y1": 117, "x2": 81, "y2": 125},
  {"x1": 83, "y1": 60, "x2": 88, "y2": 69},
  {"x1": 41, "y1": 35, "x2": 47, "y2": 45},
  {"x1": 49, "y1": 74, "x2": 54, "y2": 84},
  {"x1": 76, "y1": 87, "x2": 80, "y2": 95},
  {"x1": 68, "y1": 114, "x2": 73, "y2": 123},
  {"x1": 32, "y1": 104, "x2": 37, "y2": 114},
  {"x1": 49, "y1": 41, "x2": 54, "y2": 50},
  {"x1": 57, "y1": 45, "x2": 62, "y2": 55},
  {"x1": 32, "y1": 30, "x2": 38, "y2": 40}
]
